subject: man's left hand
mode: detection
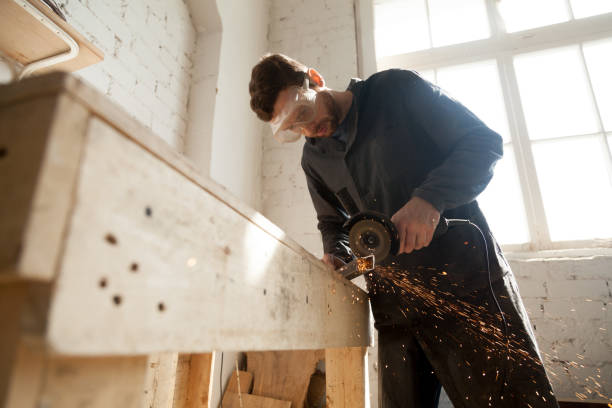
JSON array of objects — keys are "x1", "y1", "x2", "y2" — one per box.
[{"x1": 391, "y1": 197, "x2": 441, "y2": 254}]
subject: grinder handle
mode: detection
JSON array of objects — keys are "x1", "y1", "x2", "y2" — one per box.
[{"x1": 433, "y1": 217, "x2": 449, "y2": 238}]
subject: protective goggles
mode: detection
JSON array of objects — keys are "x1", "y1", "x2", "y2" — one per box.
[{"x1": 270, "y1": 76, "x2": 317, "y2": 143}]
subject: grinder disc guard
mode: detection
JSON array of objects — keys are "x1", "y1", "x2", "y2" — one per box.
[{"x1": 349, "y1": 219, "x2": 393, "y2": 261}]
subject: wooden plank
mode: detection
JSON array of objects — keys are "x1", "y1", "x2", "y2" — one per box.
[
  {"x1": 0, "y1": 74, "x2": 370, "y2": 353},
  {"x1": 44, "y1": 117, "x2": 368, "y2": 354},
  {"x1": 0, "y1": 96, "x2": 57, "y2": 278},
  {"x1": 247, "y1": 350, "x2": 324, "y2": 408},
  {"x1": 0, "y1": 73, "x2": 334, "y2": 272},
  {"x1": 142, "y1": 352, "x2": 179, "y2": 408},
  {"x1": 0, "y1": 93, "x2": 90, "y2": 281},
  {"x1": 0, "y1": 283, "x2": 27, "y2": 406},
  {"x1": 225, "y1": 370, "x2": 253, "y2": 394},
  {"x1": 39, "y1": 355, "x2": 148, "y2": 408},
  {"x1": 173, "y1": 354, "x2": 193, "y2": 407},
  {"x1": 221, "y1": 393, "x2": 291, "y2": 408},
  {"x1": 173, "y1": 353, "x2": 213, "y2": 408},
  {"x1": 0, "y1": 0, "x2": 103, "y2": 73},
  {"x1": 5, "y1": 336, "x2": 46, "y2": 408},
  {"x1": 325, "y1": 347, "x2": 367, "y2": 408}
]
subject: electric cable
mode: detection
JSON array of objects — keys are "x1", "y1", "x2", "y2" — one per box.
[{"x1": 447, "y1": 219, "x2": 511, "y2": 403}]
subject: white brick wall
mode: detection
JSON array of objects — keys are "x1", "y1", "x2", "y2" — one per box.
[
  {"x1": 56, "y1": 0, "x2": 196, "y2": 152},
  {"x1": 511, "y1": 255, "x2": 612, "y2": 401}
]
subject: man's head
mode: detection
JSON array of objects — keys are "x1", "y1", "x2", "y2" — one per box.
[{"x1": 249, "y1": 54, "x2": 342, "y2": 142}]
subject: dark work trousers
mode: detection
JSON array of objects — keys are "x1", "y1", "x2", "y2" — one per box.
[{"x1": 366, "y1": 217, "x2": 559, "y2": 408}]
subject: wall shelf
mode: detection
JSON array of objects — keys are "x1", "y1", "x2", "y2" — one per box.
[{"x1": 0, "y1": 0, "x2": 103, "y2": 76}]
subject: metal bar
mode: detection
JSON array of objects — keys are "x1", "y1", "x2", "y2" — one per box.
[{"x1": 15, "y1": 0, "x2": 80, "y2": 80}]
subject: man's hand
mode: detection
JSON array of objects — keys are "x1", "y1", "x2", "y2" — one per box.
[
  {"x1": 322, "y1": 253, "x2": 346, "y2": 270},
  {"x1": 391, "y1": 197, "x2": 441, "y2": 254}
]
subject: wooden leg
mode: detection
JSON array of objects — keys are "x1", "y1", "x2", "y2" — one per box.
[
  {"x1": 143, "y1": 352, "x2": 180, "y2": 408},
  {"x1": 5, "y1": 337, "x2": 46, "y2": 408},
  {"x1": 173, "y1": 353, "x2": 213, "y2": 408},
  {"x1": 36, "y1": 354, "x2": 148, "y2": 408},
  {"x1": 325, "y1": 347, "x2": 368, "y2": 408},
  {"x1": 0, "y1": 283, "x2": 27, "y2": 408}
]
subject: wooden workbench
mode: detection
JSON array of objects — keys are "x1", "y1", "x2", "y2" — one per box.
[{"x1": 0, "y1": 73, "x2": 371, "y2": 407}]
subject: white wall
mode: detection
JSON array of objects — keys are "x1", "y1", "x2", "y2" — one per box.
[
  {"x1": 510, "y1": 254, "x2": 612, "y2": 401},
  {"x1": 55, "y1": 0, "x2": 196, "y2": 152},
  {"x1": 190, "y1": 0, "x2": 269, "y2": 210}
]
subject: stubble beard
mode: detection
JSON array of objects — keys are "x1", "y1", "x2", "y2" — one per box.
[{"x1": 313, "y1": 91, "x2": 342, "y2": 138}]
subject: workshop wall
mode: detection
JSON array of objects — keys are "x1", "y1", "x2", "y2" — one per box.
[
  {"x1": 511, "y1": 255, "x2": 612, "y2": 401},
  {"x1": 56, "y1": 0, "x2": 196, "y2": 152},
  {"x1": 204, "y1": 0, "x2": 268, "y2": 211}
]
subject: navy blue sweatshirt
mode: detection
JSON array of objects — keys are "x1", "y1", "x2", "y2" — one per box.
[{"x1": 301, "y1": 69, "x2": 503, "y2": 261}]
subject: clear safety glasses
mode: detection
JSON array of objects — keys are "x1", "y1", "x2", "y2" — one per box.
[{"x1": 270, "y1": 76, "x2": 317, "y2": 143}]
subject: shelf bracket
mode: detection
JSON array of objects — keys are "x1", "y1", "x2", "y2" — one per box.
[{"x1": 14, "y1": 0, "x2": 80, "y2": 80}]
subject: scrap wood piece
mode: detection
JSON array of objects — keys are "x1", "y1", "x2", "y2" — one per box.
[
  {"x1": 173, "y1": 353, "x2": 213, "y2": 408},
  {"x1": 247, "y1": 350, "x2": 324, "y2": 408},
  {"x1": 225, "y1": 370, "x2": 253, "y2": 394},
  {"x1": 325, "y1": 347, "x2": 367, "y2": 408},
  {"x1": 222, "y1": 392, "x2": 291, "y2": 408}
]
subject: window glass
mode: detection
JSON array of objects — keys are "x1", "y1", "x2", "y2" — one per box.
[
  {"x1": 497, "y1": 0, "x2": 569, "y2": 33},
  {"x1": 428, "y1": 0, "x2": 490, "y2": 47},
  {"x1": 436, "y1": 60, "x2": 511, "y2": 142},
  {"x1": 478, "y1": 145, "x2": 530, "y2": 244},
  {"x1": 374, "y1": 0, "x2": 430, "y2": 57},
  {"x1": 570, "y1": 0, "x2": 612, "y2": 19},
  {"x1": 532, "y1": 135, "x2": 612, "y2": 241},
  {"x1": 514, "y1": 46, "x2": 599, "y2": 140},
  {"x1": 583, "y1": 38, "x2": 612, "y2": 131}
]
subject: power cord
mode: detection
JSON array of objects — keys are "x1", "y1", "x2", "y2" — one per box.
[{"x1": 447, "y1": 219, "x2": 510, "y2": 402}]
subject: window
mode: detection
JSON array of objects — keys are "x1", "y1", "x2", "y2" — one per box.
[{"x1": 374, "y1": 0, "x2": 612, "y2": 251}]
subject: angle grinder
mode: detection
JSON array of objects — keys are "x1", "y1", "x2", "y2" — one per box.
[{"x1": 336, "y1": 188, "x2": 453, "y2": 264}]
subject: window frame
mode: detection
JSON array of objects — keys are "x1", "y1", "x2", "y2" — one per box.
[{"x1": 369, "y1": 1, "x2": 612, "y2": 252}]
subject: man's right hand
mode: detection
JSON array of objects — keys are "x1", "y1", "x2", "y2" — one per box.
[{"x1": 322, "y1": 253, "x2": 346, "y2": 270}]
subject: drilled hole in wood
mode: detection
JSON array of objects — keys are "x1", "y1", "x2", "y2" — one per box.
[
  {"x1": 130, "y1": 263, "x2": 139, "y2": 272},
  {"x1": 263, "y1": 289, "x2": 267, "y2": 295},
  {"x1": 223, "y1": 246, "x2": 231, "y2": 255},
  {"x1": 145, "y1": 206, "x2": 152, "y2": 217},
  {"x1": 158, "y1": 302, "x2": 165, "y2": 312},
  {"x1": 112, "y1": 295, "x2": 122, "y2": 306},
  {"x1": 0, "y1": 147, "x2": 7, "y2": 159},
  {"x1": 306, "y1": 295, "x2": 309, "y2": 304},
  {"x1": 105, "y1": 234, "x2": 118, "y2": 245},
  {"x1": 99, "y1": 278, "x2": 107, "y2": 288}
]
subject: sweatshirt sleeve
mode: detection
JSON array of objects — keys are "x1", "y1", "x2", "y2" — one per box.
[
  {"x1": 397, "y1": 71, "x2": 504, "y2": 213},
  {"x1": 301, "y1": 159, "x2": 354, "y2": 263}
]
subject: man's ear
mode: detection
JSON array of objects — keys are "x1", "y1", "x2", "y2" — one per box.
[{"x1": 308, "y1": 68, "x2": 325, "y2": 88}]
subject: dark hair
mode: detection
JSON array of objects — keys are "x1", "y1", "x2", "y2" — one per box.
[{"x1": 249, "y1": 53, "x2": 308, "y2": 121}]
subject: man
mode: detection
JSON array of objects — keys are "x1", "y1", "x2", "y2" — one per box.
[{"x1": 249, "y1": 54, "x2": 558, "y2": 408}]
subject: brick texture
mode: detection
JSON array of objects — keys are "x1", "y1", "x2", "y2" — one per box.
[{"x1": 56, "y1": 0, "x2": 196, "y2": 152}]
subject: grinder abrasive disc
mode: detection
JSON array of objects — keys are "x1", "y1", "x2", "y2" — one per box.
[{"x1": 349, "y1": 219, "x2": 392, "y2": 261}]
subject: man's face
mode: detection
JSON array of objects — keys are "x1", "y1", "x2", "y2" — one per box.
[{"x1": 272, "y1": 87, "x2": 341, "y2": 139}]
